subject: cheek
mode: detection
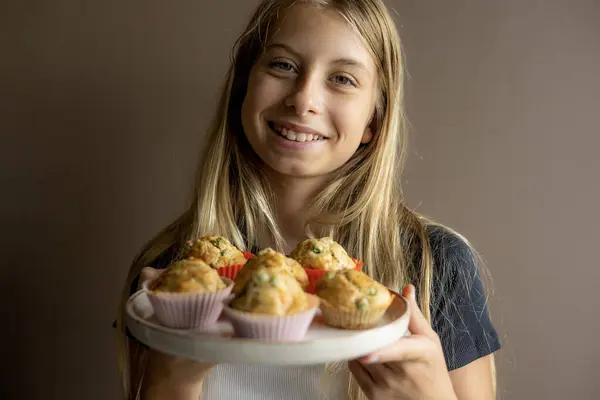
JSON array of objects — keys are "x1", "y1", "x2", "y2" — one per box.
[
  {"x1": 242, "y1": 73, "x2": 269, "y2": 137},
  {"x1": 242, "y1": 75, "x2": 260, "y2": 123},
  {"x1": 331, "y1": 98, "x2": 373, "y2": 142},
  {"x1": 244, "y1": 73, "x2": 286, "y2": 117},
  {"x1": 241, "y1": 95, "x2": 253, "y2": 138}
]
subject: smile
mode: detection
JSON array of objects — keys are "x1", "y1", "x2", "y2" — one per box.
[{"x1": 268, "y1": 122, "x2": 326, "y2": 143}]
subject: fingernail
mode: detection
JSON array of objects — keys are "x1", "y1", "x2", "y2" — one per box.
[
  {"x1": 409, "y1": 285, "x2": 416, "y2": 301},
  {"x1": 361, "y1": 354, "x2": 380, "y2": 364}
]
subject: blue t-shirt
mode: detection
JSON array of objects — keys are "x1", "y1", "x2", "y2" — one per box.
[{"x1": 425, "y1": 226, "x2": 501, "y2": 370}]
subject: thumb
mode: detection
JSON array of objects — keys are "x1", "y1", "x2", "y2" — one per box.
[
  {"x1": 139, "y1": 267, "x2": 163, "y2": 289},
  {"x1": 403, "y1": 284, "x2": 433, "y2": 337}
]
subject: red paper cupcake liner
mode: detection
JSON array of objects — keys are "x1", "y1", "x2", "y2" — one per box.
[
  {"x1": 215, "y1": 251, "x2": 254, "y2": 281},
  {"x1": 222, "y1": 294, "x2": 319, "y2": 341},
  {"x1": 144, "y1": 278, "x2": 234, "y2": 329},
  {"x1": 304, "y1": 259, "x2": 363, "y2": 294}
]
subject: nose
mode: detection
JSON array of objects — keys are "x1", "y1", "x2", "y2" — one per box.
[{"x1": 284, "y1": 74, "x2": 324, "y2": 116}]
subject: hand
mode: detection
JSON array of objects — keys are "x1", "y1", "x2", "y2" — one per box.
[
  {"x1": 139, "y1": 267, "x2": 216, "y2": 397},
  {"x1": 140, "y1": 267, "x2": 217, "y2": 374},
  {"x1": 348, "y1": 285, "x2": 457, "y2": 400},
  {"x1": 139, "y1": 266, "x2": 163, "y2": 289}
]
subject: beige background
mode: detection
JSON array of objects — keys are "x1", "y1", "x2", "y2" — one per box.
[{"x1": 1, "y1": 1, "x2": 598, "y2": 399}]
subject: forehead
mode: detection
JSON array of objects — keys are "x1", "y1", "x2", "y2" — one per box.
[{"x1": 267, "y1": 4, "x2": 375, "y2": 69}]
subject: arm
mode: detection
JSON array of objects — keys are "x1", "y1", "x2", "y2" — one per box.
[
  {"x1": 129, "y1": 268, "x2": 214, "y2": 400},
  {"x1": 449, "y1": 354, "x2": 496, "y2": 400},
  {"x1": 428, "y1": 227, "x2": 501, "y2": 399},
  {"x1": 349, "y1": 285, "x2": 498, "y2": 400},
  {"x1": 350, "y1": 227, "x2": 501, "y2": 399},
  {"x1": 140, "y1": 347, "x2": 211, "y2": 400}
]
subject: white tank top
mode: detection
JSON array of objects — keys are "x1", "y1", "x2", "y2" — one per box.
[{"x1": 202, "y1": 364, "x2": 350, "y2": 400}]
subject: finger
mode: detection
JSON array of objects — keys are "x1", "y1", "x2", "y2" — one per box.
[
  {"x1": 403, "y1": 284, "x2": 435, "y2": 338},
  {"x1": 359, "y1": 362, "x2": 394, "y2": 386},
  {"x1": 359, "y1": 285, "x2": 438, "y2": 364},
  {"x1": 348, "y1": 360, "x2": 375, "y2": 398},
  {"x1": 362, "y1": 334, "x2": 434, "y2": 364},
  {"x1": 139, "y1": 267, "x2": 162, "y2": 289}
]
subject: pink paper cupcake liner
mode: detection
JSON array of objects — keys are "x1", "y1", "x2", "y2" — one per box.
[
  {"x1": 144, "y1": 278, "x2": 234, "y2": 329},
  {"x1": 215, "y1": 251, "x2": 254, "y2": 281},
  {"x1": 319, "y1": 302, "x2": 388, "y2": 330},
  {"x1": 304, "y1": 259, "x2": 363, "y2": 294},
  {"x1": 222, "y1": 294, "x2": 319, "y2": 341}
]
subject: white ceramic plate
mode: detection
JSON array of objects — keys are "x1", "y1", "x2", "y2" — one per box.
[{"x1": 125, "y1": 290, "x2": 410, "y2": 365}]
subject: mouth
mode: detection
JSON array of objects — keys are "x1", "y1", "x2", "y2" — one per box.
[{"x1": 268, "y1": 121, "x2": 327, "y2": 143}]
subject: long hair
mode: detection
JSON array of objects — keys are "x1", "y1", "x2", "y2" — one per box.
[{"x1": 116, "y1": 1, "x2": 494, "y2": 398}]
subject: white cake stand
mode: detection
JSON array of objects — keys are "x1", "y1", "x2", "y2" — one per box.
[{"x1": 125, "y1": 290, "x2": 410, "y2": 365}]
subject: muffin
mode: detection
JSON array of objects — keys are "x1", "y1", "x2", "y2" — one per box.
[
  {"x1": 289, "y1": 237, "x2": 362, "y2": 294},
  {"x1": 183, "y1": 235, "x2": 252, "y2": 280},
  {"x1": 184, "y1": 235, "x2": 248, "y2": 267},
  {"x1": 290, "y1": 237, "x2": 356, "y2": 271},
  {"x1": 231, "y1": 268, "x2": 309, "y2": 315},
  {"x1": 223, "y1": 268, "x2": 319, "y2": 341},
  {"x1": 145, "y1": 258, "x2": 234, "y2": 329},
  {"x1": 233, "y1": 248, "x2": 308, "y2": 295},
  {"x1": 315, "y1": 269, "x2": 392, "y2": 329},
  {"x1": 150, "y1": 258, "x2": 226, "y2": 293}
]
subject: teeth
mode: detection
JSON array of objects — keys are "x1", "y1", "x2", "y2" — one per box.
[
  {"x1": 274, "y1": 124, "x2": 323, "y2": 142},
  {"x1": 283, "y1": 128, "x2": 297, "y2": 141}
]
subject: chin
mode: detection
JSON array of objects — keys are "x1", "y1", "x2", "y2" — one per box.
[{"x1": 263, "y1": 159, "x2": 326, "y2": 179}]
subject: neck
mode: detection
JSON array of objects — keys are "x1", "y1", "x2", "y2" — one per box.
[{"x1": 264, "y1": 168, "x2": 329, "y2": 253}]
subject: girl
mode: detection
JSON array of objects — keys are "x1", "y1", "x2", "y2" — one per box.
[{"x1": 116, "y1": 0, "x2": 501, "y2": 399}]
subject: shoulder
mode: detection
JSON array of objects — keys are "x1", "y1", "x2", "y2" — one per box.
[
  {"x1": 425, "y1": 224, "x2": 481, "y2": 303},
  {"x1": 426, "y1": 224, "x2": 475, "y2": 273},
  {"x1": 422, "y1": 224, "x2": 501, "y2": 370}
]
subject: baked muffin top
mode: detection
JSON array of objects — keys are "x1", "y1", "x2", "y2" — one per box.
[
  {"x1": 150, "y1": 258, "x2": 227, "y2": 293},
  {"x1": 233, "y1": 248, "x2": 308, "y2": 294},
  {"x1": 230, "y1": 268, "x2": 308, "y2": 316},
  {"x1": 289, "y1": 237, "x2": 356, "y2": 271},
  {"x1": 183, "y1": 235, "x2": 247, "y2": 268},
  {"x1": 315, "y1": 269, "x2": 392, "y2": 312}
]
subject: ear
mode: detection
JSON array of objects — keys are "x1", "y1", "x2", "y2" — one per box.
[
  {"x1": 360, "y1": 115, "x2": 377, "y2": 144},
  {"x1": 360, "y1": 126, "x2": 373, "y2": 144}
]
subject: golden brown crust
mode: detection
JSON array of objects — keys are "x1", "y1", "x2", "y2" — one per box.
[
  {"x1": 233, "y1": 248, "x2": 308, "y2": 294},
  {"x1": 230, "y1": 268, "x2": 308, "y2": 316},
  {"x1": 290, "y1": 237, "x2": 356, "y2": 271},
  {"x1": 315, "y1": 269, "x2": 392, "y2": 313},
  {"x1": 184, "y1": 235, "x2": 246, "y2": 268},
  {"x1": 150, "y1": 258, "x2": 226, "y2": 293}
]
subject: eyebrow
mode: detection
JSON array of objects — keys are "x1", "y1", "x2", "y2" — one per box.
[{"x1": 266, "y1": 43, "x2": 369, "y2": 71}]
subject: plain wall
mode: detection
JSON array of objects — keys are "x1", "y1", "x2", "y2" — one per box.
[{"x1": 1, "y1": 1, "x2": 598, "y2": 399}]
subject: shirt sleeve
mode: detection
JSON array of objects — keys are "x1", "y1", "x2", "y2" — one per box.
[{"x1": 427, "y1": 226, "x2": 502, "y2": 371}]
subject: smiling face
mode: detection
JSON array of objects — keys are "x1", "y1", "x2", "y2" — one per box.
[{"x1": 241, "y1": 4, "x2": 379, "y2": 179}]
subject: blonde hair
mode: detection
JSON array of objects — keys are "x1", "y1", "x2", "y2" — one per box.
[{"x1": 116, "y1": 0, "x2": 494, "y2": 399}]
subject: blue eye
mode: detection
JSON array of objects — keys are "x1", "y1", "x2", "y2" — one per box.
[
  {"x1": 270, "y1": 61, "x2": 295, "y2": 72},
  {"x1": 332, "y1": 75, "x2": 356, "y2": 86}
]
